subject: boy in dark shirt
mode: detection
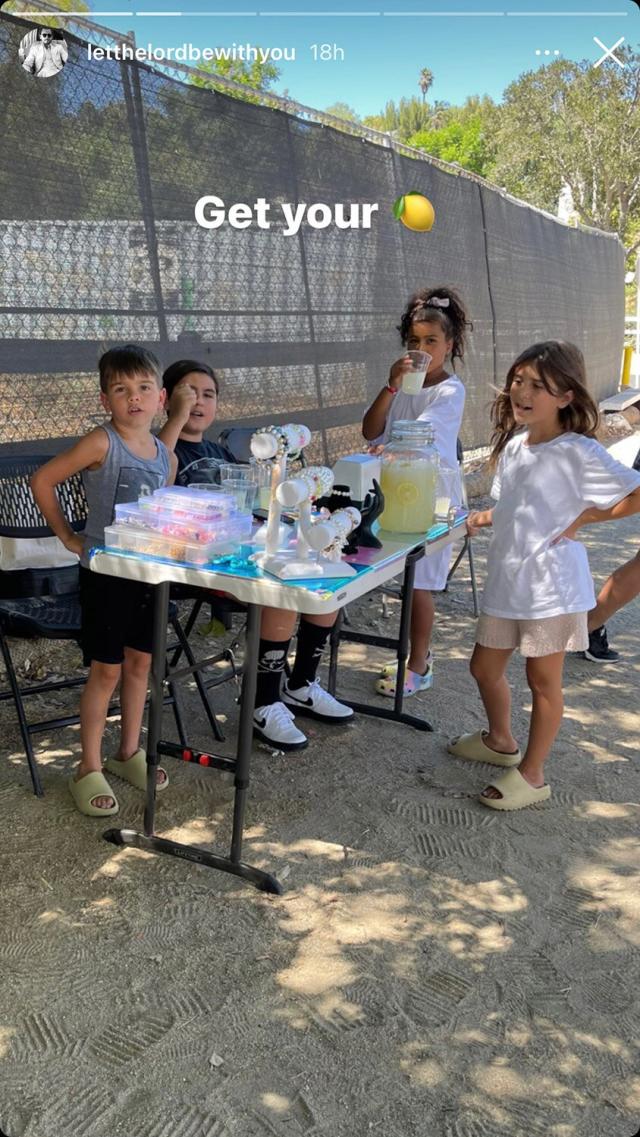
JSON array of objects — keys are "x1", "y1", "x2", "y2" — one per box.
[{"x1": 160, "y1": 360, "x2": 353, "y2": 751}]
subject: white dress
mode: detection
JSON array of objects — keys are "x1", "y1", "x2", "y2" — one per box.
[{"x1": 368, "y1": 374, "x2": 466, "y2": 589}]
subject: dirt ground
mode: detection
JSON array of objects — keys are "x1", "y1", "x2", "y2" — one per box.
[{"x1": 1, "y1": 450, "x2": 639, "y2": 1137}]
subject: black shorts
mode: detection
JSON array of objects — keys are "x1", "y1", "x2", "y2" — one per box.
[{"x1": 79, "y1": 566, "x2": 155, "y2": 666}]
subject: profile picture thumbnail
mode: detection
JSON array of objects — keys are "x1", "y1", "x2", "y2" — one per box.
[{"x1": 19, "y1": 26, "x2": 68, "y2": 78}]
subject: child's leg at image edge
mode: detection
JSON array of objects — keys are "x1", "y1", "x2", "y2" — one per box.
[{"x1": 588, "y1": 550, "x2": 640, "y2": 631}]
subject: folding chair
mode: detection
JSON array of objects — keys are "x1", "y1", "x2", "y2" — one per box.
[{"x1": 0, "y1": 454, "x2": 215, "y2": 795}]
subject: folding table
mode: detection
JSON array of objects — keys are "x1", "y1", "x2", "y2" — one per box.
[{"x1": 90, "y1": 517, "x2": 466, "y2": 895}]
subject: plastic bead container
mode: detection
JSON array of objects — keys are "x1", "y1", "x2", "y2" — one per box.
[
  {"x1": 104, "y1": 512, "x2": 252, "y2": 565},
  {"x1": 139, "y1": 485, "x2": 238, "y2": 519},
  {"x1": 114, "y1": 502, "x2": 234, "y2": 544}
]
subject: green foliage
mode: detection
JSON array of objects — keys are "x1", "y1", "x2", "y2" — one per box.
[
  {"x1": 4, "y1": 0, "x2": 90, "y2": 26},
  {"x1": 489, "y1": 49, "x2": 640, "y2": 252},
  {"x1": 324, "y1": 101, "x2": 360, "y2": 122},
  {"x1": 408, "y1": 99, "x2": 497, "y2": 176},
  {"x1": 189, "y1": 55, "x2": 280, "y2": 106},
  {"x1": 363, "y1": 95, "x2": 433, "y2": 141}
]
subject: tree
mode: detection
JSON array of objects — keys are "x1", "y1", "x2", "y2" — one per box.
[
  {"x1": 418, "y1": 68, "x2": 433, "y2": 104},
  {"x1": 189, "y1": 54, "x2": 281, "y2": 106},
  {"x1": 3, "y1": 0, "x2": 90, "y2": 25},
  {"x1": 363, "y1": 95, "x2": 432, "y2": 141},
  {"x1": 324, "y1": 101, "x2": 360, "y2": 122},
  {"x1": 408, "y1": 96, "x2": 496, "y2": 177},
  {"x1": 489, "y1": 48, "x2": 640, "y2": 253}
]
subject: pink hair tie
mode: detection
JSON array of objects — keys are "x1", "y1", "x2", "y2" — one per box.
[{"x1": 427, "y1": 296, "x2": 450, "y2": 309}]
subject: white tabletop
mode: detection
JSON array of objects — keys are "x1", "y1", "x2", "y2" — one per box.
[{"x1": 90, "y1": 519, "x2": 466, "y2": 616}]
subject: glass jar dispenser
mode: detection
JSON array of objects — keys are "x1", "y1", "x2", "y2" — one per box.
[{"x1": 379, "y1": 420, "x2": 439, "y2": 534}]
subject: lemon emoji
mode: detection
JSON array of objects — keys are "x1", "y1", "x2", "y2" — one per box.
[{"x1": 393, "y1": 191, "x2": 435, "y2": 232}]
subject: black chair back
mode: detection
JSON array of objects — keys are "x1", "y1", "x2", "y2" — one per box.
[
  {"x1": 217, "y1": 427, "x2": 307, "y2": 467},
  {"x1": 216, "y1": 428, "x2": 254, "y2": 464},
  {"x1": 0, "y1": 454, "x2": 87, "y2": 539},
  {"x1": 0, "y1": 455, "x2": 86, "y2": 599}
]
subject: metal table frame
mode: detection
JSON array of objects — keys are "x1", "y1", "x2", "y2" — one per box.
[
  {"x1": 328, "y1": 544, "x2": 431, "y2": 732},
  {"x1": 91, "y1": 519, "x2": 465, "y2": 894}
]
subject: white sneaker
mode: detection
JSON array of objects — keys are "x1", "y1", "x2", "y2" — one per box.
[
  {"x1": 253, "y1": 701, "x2": 308, "y2": 751},
  {"x1": 282, "y1": 679, "x2": 354, "y2": 723}
]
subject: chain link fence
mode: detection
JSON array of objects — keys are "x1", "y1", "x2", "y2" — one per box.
[{"x1": 0, "y1": 8, "x2": 625, "y2": 463}]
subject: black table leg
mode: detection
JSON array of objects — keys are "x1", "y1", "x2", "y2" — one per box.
[
  {"x1": 103, "y1": 584, "x2": 281, "y2": 893},
  {"x1": 328, "y1": 545, "x2": 432, "y2": 732},
  {"x1": 230, "y1": 602, "x2": 260, "y2": 864}
]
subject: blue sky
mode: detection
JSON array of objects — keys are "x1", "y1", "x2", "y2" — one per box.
[{"x1": 84, "y1": 0, "x2": 635, "y2": 114}]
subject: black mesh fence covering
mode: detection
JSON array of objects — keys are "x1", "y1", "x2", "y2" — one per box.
[{"x1": 0, "y1": 10, "x2": 625, "y2": 463}]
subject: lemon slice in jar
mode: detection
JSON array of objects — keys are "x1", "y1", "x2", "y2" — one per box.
[{"x1": 396, "y1": 482, "x2": 419, "y2": 506}]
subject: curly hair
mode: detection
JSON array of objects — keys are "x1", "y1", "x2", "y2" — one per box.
[
  {"x1": 397, "y1": 285, "x2": 473, "y2": 368},
  {"x1": 489, "y1": 341, "x2": 599, "y2": 469}
]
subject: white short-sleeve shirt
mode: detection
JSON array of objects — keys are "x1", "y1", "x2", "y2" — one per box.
[
  {"x1": 482, "y1": 432, "x2": 640, "y2": 620},
  {"x1": 369, "y1": 374, "x2": 465, "y2": 471}
]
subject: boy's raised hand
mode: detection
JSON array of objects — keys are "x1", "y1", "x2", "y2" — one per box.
[{"x1": 168, "y1": 381, "x2": 197, "y2": 424}]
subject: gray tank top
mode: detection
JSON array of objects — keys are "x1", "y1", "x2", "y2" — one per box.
[{"x1": 81, "y1": 423, "x2": 171, "y2": 566}]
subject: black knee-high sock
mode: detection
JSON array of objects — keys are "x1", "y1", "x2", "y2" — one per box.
[
  {"x1": 288, "y1": 619, "x2": 331, "y2": 690},
  {"x1": 255, "y1": 637, "x2": 291, "y2": 708}
]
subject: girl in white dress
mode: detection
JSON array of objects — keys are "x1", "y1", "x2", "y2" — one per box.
[
  {"x1": 449, "y1": 341, "x2": 640, "y2": 811},
  {"x1": 362, "y1": 287, "x2": 472, "y2": 696}
]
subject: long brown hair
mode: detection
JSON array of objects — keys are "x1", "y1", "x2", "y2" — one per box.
[
  {"x1": 489, "y1": 341, "x2": 599, "y2": 469},
  {"x1": 397, "y1": 286, "x2": 472, "y2": 369}
]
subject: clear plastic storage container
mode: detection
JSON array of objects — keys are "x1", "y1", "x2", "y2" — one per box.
[
  {"x1": 104, "y1": 512, "x2": 252, "y2": 565},
  {"x1": 114, "y1": 502, "x2": 234, "y2": 544},
  {"x1": 139, "y1": 485, "x2": 238, "y2": 519}
]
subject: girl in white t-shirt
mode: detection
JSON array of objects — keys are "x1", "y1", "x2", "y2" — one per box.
[
  {"x1": 362, "y1": 286, "x2": 472, "y2": 696},
  {"x1": 448, "y1": 341, "x2": 640, "y2": 811}
]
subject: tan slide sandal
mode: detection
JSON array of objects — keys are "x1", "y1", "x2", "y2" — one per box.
[
  {"x1": 69, "y1": 771, "x2": 119, "y2": 817},
  {"x1": 479, "y1": 767, "x2": 551, "y2": 812},
  {"x1": 104, "y1": 748, "x2": 169, "y2": 792},
  {"x1": 447, "y1": 729, "x2": 521, "y2": 767}
]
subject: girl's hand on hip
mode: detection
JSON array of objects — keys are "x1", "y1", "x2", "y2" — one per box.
[
  {"x1": 552, "y1": 522, "x2": 579, "y2": 544},
  {"x1": 64, "y1": 533, "x2": 84, "y2": 558},
  {"x1": 466, "y1": 511, "x2": 488, "y2": 537}
]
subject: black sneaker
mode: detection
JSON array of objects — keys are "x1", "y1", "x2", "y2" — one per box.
[{"x1": 583, "y1": 625, "x2": 619, "y2": 663}]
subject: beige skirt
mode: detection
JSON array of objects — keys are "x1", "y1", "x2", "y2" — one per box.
[{"x1": 476, "y1": 612, "x2": 589, "y2": 657}]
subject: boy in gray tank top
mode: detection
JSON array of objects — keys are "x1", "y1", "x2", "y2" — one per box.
[{"x1": 32, "y1": 345, "x2": 177, "y2": 817}]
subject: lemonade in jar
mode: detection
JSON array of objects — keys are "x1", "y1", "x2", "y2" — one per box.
[{"x1": 379, "y1": 421, "x2": 438, "y2": 533}]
